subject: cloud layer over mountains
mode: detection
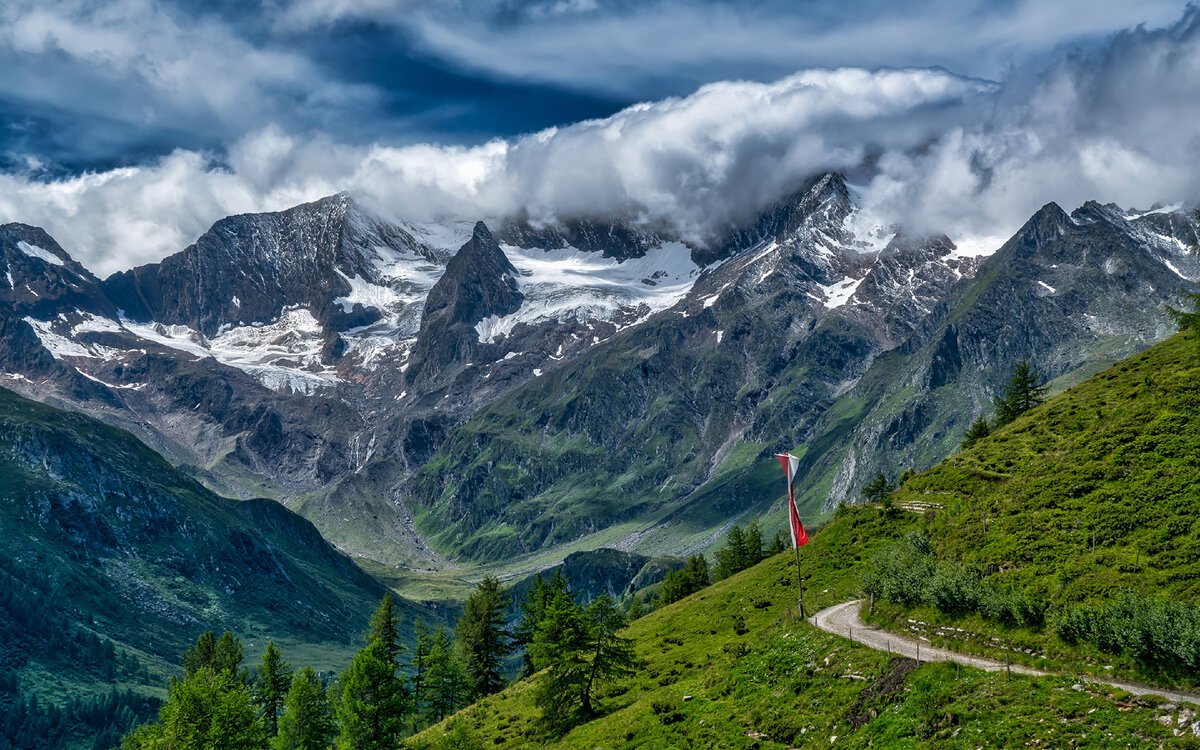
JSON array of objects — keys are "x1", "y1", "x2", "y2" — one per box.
[{"x1": 2, "y1": 5, "x2": 1200, "y2": 275}]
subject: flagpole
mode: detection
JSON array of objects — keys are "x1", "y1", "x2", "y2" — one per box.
[{"x1": 794, "y1": 536, "x2": 804, "y2": 619}]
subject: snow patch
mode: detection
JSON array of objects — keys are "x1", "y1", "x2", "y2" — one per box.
[
  {"x1": 16, "y1": 241, "x2": 64, "y2": 266},
  {"x1": 476, "y1": 241, "x2": 701, "y2": 343},
  {"x1": 24, "y1": 317, "x2": 92, "y2": 358},
  {"x1": 715, "y1": 330, "x2": 724, "y2": 344},
  {"x1": 1127, "y1": 203, "x2": 1183, "y2": 220},
  {"x1": 817, "y1": 277, "x2": 863, "y2": 309},
  {"x1": 1037, "y1": 281, "x2": 1057, "y2": 294}
]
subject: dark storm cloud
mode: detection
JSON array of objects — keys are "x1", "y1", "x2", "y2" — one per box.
[{"x1": 2, "y1": 2, "x2": 1200, "y2": 275}]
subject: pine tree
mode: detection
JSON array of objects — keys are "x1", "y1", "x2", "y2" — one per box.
[
  {"x1": 862, "y1": 473, "x2": 895, "y2": 505},
  {"x1": 529, "y1": 589, "x2": 590, "y2": 731},
  {"x1": 274, "y1": 667, "x2": 334, "y2": 750},
  {"x1": 121, "y1": 668, "x2": 263, "y2": 749},
  {"x1": 661, "y1": 554, "x2": 710, "y2": 604},
  {"x1": 513, "y1": 574, "x2": 551, "y2": 677},
  {"x1": 578, "y1": 595, "x2": 637, "y2": 717},
  {"x1": 365, "y1": 594, "x2": 406, "y2": 668},
  {"x1": 410, "y1": 619, "x2": 433, "y2": 733},
  {"x1": 215, "y1": 631, "x2": 246, "y2": 682},
  {"x1": 743, "y1": 522, "x2": 765, "y2": 568},
  {"x1": 767, "y1": 531, "x2": 786, "y2": 555},
  {"x1": 253, "y1": 641, "x2": 292, "y2": 738},
  {"x1": 625, "y1": 595, "x2": 644, "y2": 621},
  {"x1": 182, "y1": 631, "x2": 217, "y2": 678},
  {"x1": 993, "y1": 359, "x2": 1048, "y2": 426},
  {"x1": 423, "y1": 627, "x2": 468, "y2": 725},
  {"x1": 961, "y1": 415, "x2": 991, "y2": 450},
  {"x1": 530, "y1": 594, "x2": 637, "y2": 730},
  {"x1": 714, "y1": 526, "x2": 748, "y2": 579},
  {"x1": 335, "y1": 640, "x2": 407, "y2": 750},
  {"x1": 456, "y1": 576, "x2": 511, "y2": 699},
  {"x1": 182, "y1": 631, "x2": 244, "y2": 681}
]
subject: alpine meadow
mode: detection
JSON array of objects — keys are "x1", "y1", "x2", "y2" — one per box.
[{"x1": 5, "y1": 1, "x2": 1200, "y2": 748}]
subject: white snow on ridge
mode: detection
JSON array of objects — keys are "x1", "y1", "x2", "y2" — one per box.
[
  {"x1": 1037, "y1": 281, "x2": 1057, "y2": 294},
  {"x1": 1127, "y1": 203, "x2": 1183, "y2": 220},
  {"x1": 17, "y1": 241, "x2": 65, "y2": 266},
  {"x1": 23, "y1": 309, "x2": 341, "y2": 395},
  {"x1": 476, "y1": 241, "x2": 701, "y2": 343},
  {"x1": 817, "y1": 277, "x2": 863, "y2": 309},
  {"x1": 24, "y1": 317, "x2": 92, "y2": 358}
]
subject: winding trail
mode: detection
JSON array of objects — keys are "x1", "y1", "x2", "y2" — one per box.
[{"x1": 809, "y1": 599, "x2": 1200, "y2": 707}]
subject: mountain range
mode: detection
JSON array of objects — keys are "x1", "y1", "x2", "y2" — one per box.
[{"x1": 1, "y1": 173, "x2": 1196, "y2": 572}]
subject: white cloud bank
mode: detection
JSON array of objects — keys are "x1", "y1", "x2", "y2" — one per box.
[{"x1": 3, "y1": 10, "x2": 1200, "y2": 276}]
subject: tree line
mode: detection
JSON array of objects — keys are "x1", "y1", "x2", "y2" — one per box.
[{"x1": 120, "y1": 570, "x2": 647, "y2": 747}]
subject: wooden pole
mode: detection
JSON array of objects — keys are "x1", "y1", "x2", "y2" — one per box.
[
  {"x1": 794, "y1": 542, "x2": 805, "y2": 619},
  {"x1": 916, "y1": 644, "x2": 920, "y2": 665},
  {"x1": 870, "y1": 592, "x2": 875, "y2": 615},
  {"x1": 1006, "y1": 653, "x2": 1010, "y2": 678}
]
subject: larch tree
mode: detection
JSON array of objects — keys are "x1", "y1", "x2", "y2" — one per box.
[
  {"x1": 252, "y1": 641, "x2": 292, "y2": 738},
  {"x1": 456, "y1": 576, "x2": 511, "y2": 699},
  {"x1": 274, "y1": 667, "x2": 334, "y2": 750}
]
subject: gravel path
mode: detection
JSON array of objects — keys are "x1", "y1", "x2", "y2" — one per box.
[{"x1": 809, "y1": 599, "x2": 1200, "y2": 706}]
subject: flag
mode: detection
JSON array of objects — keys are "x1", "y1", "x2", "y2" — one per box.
[{"x1": 776, "y1": 452, "x2": 809, "y2": 547}]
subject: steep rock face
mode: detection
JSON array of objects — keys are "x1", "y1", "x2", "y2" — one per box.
[
  {"x1": 106, "y1": 195, "x2": 392, "y2": 337},
  {"x1": 408, "y1": 174, "x2": 986, "y2": 560},
  {"x1": 3, "y1": 178, "x2": 1196, "y2": 570},
  {"x1": 406, "y1": 222, "x2": 523, "y2": 390},
  {"x1": 797, "y1": 200, "x2": 1200, "y2": 513}
]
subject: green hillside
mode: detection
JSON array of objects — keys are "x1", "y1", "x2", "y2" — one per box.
[
  {"x1": 0, "y1": 387, "x2": 441, "y2": 749},
  {"x1": 408, "y1": 547, "x2": 1191, "y2": 749},
  {"x1": 840, "y1": 331, "x2": 1200, "y2": 688},
  {"x1": 403, "y1": 330, "x2": 1200, "y2": 749}
]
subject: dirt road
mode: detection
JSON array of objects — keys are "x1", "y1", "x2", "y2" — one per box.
[{"x1": 809, "y1": 599, "x2": 1200, "y2": 706}]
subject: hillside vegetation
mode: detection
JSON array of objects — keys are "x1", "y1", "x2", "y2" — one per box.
[
  {"x1": 408, "y1": 547, "x2": 1193, "y2": 749},
  {"x1": 855, "y1": 331, "x2": 1200, "y2": 687}
]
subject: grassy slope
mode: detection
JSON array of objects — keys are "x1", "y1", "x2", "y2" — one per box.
[
  {"x1": 410, "y1": 546, "x2": 1192, "y2": 749},
  {"x1": 842, "y1": 331, "x2": 1200, "y2": 688},
  {"x1": 407, "y1": 331, "x2": 1200, "y2": 748}
]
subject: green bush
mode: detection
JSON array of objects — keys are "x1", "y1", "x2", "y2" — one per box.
[{"x1": 1052, "y1": 592, "x2": 1200, "y2": 670}]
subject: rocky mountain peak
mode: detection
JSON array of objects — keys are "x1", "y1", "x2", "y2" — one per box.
[{"x1": 404, "y1": 221, "x2": 523, "y2": 389}]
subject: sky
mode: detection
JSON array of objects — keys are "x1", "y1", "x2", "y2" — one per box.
[{"x1": 2, "y1": 0, "x2": 1200, "y2": 274}]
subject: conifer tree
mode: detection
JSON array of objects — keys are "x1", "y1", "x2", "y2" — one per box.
[
  {"x1": 743, "y1": 521, "x2": 764, "y2": 568},
  {"x1": 961, "y1": 415, "x2": 991, "y2": 450},
  {"x1": 862, "y1": 473, "x2": 895, "y2": 505},
  {"x1": 714, "y1": 525, "x2": 748, "y2": 579},
  {"x1": 365, "y1": 594, "x2": 405, "y2": 668},
  {"x1": 767, "y1": 531, "x2": 786, "y2": 555},
  {"x1": 578, "y1": 595, "x2": 637, "y2": 717},
  {"x1": 335, "y1": 640, "x2": 407, "y2": 750},
  {"x1": 215, "y1": 631, "x2": 246, "y2": 682},
  {"x1": 182, "y1": 631, "x2": 217, "y2": 678},
  {"x1": 410, "y1": 619, "x2": 433, "y2": 733},
  {"x1": 424, "y1": 626, "x2": 468, "y2": 725},
  {"x1": 993, "y1": 359, "x2": 1048, "y2": 426},
  {"x1": 529, "y1": 590, "x2": 589, "y2": 730},
  {"x1": 182, "y1": 631, "x2": 244, "y2": 681},
  {"x1": 530, "y1": 594, "x2": 637, "y2": 730},
  {"x1": 274, "y1": 667, "x2": 334, "y2": 750},
  {"x1": 253, "y1": 641, "x2": 292, "y2": 738},
  {"x1": 513, "y1": 574, "x2": 550, "y2": 677},
  {"x1": 121, "y1": 668, "x2": 263, "y2": 749},
  {"x1": 456, "y1": 576, "x2": 511, "y2": 699}
]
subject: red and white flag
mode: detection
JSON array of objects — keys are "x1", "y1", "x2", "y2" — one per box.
[{"x1": 776, "y1": 453, "x2": 809, "y2": 547}]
